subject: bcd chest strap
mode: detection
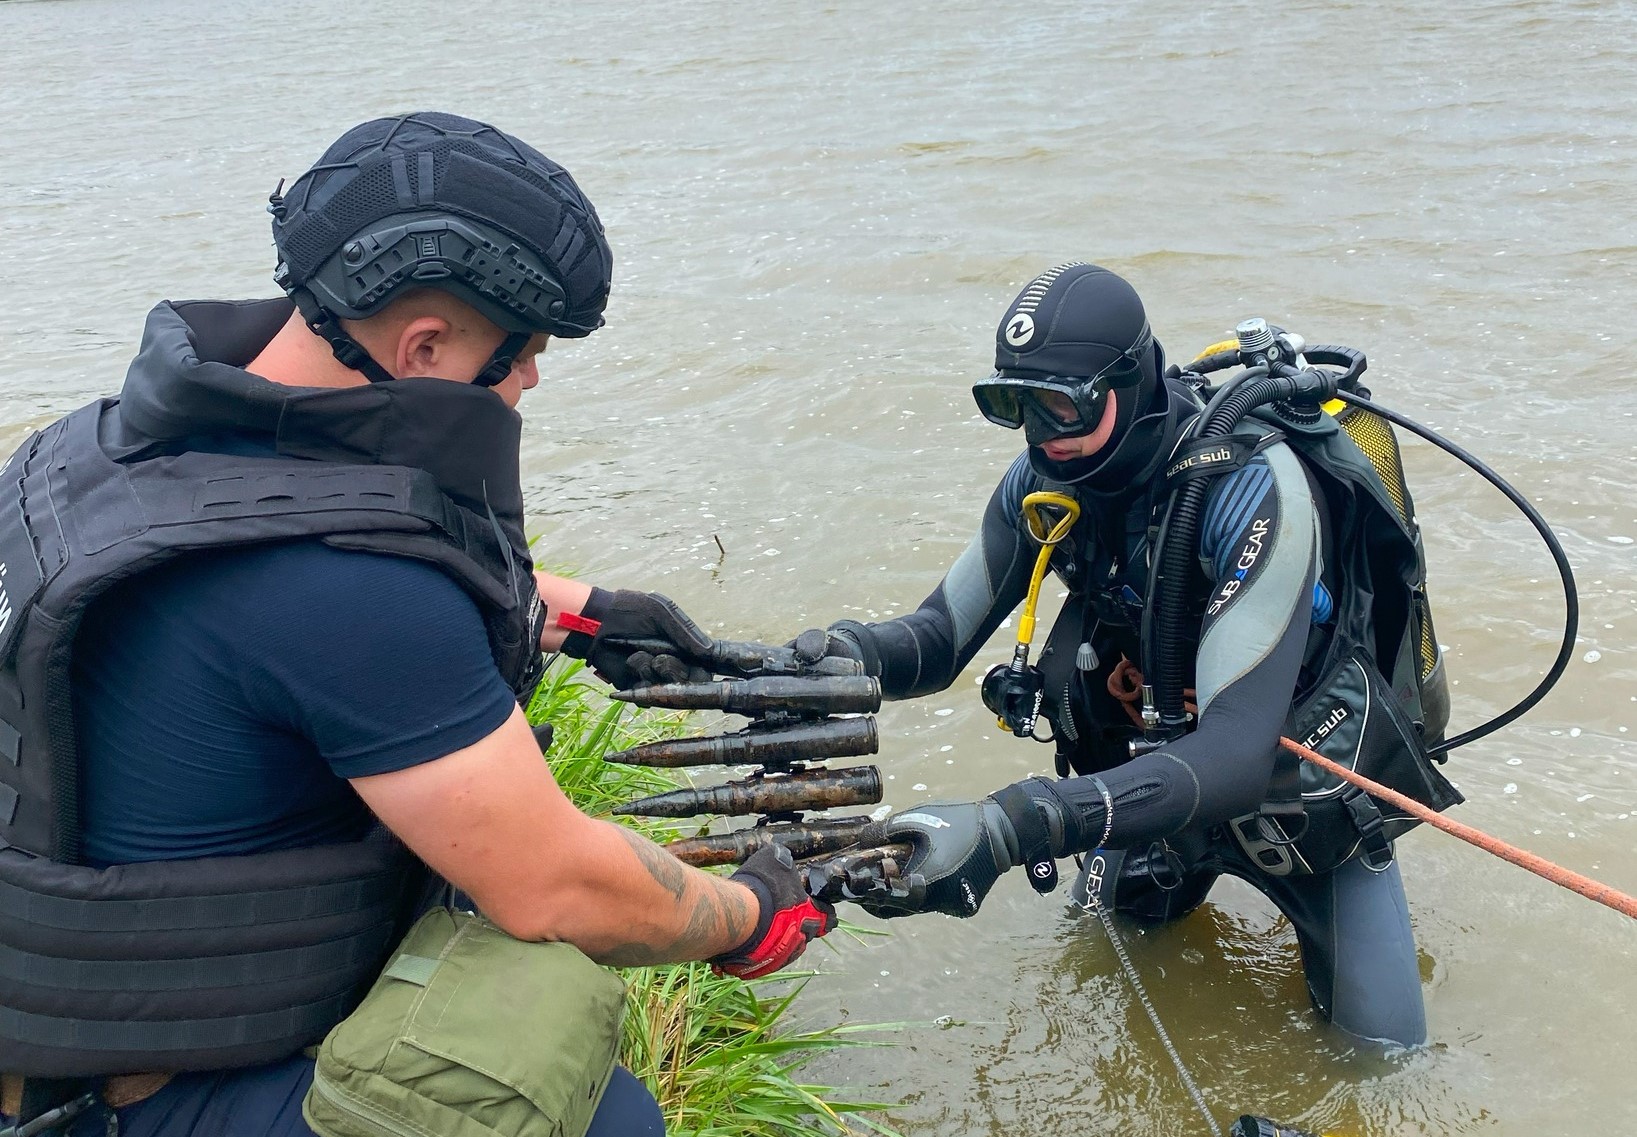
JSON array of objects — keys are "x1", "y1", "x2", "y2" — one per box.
[{"x1": 1161, "y1": 430, "x2": 1285, "y2": 491}]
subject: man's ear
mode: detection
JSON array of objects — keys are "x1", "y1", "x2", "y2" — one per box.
[{"x1": 396, "y1": 316, "x2": 453, "y2": 378}]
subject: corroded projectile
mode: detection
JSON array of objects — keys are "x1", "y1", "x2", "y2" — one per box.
[
  {"x1": 664, "y1": 817, "x2": 877, "y2": 868},
  {"x1": 708, "y1": 637, "x2": 864, "y2": 679},
  {"x1": 612, "y1": 675, "x2": 882, "y2": 716},
  {"x1": 615, "y1": 765, "x2": 883, "y2": 819},
  {"x1": 605, "y1": 716, "x2": 879, "y2": 769}
]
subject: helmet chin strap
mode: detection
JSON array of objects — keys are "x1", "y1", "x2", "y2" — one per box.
[
  {"x1": 290, "y1": 287, "x2": 398, "y2": 385},
  {"x1": 472, "y1": 331, "x2": 532, "y2": 388},
  {"x1": 290, "y1": 288, "x2": 530, "y2": 389}
]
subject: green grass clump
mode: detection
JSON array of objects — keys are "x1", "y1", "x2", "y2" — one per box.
[{"x1": 526, "y1": 659, "x2": 901, "y2": 1137}]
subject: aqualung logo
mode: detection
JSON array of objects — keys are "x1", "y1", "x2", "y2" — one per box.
[
  {"x1": 1206, "y1": 516, "x2": 1270, "y2": 615},
  {"x1": 0, "y1": 563, "x2": 12, "y2": 639},
  {"x1": 1005, "y1": 312, "x2": 1036, "y2": 347}
]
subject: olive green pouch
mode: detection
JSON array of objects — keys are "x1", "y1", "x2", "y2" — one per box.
[{"x1": 303, "y1": 908, "x2": 625, "y2": 1137}]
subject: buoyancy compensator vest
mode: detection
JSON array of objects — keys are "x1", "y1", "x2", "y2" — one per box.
[
  {"x1": 0, "y1": 299, "x2": 549, "y2": 1078},
  {"x1": 1030, "y1": 368, "x2": 1458, "y2": 876},
  {"x1": 1217, "y1": 403, "x2": 1460, "y2": 875},
  {"x1": 1027, "y1": 378, "x2": 1200, "y2": 775}
]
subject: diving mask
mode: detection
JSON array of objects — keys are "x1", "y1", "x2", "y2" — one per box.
[{"x1": 972, "y1": 322, "x2": 1153, "y2": 442}]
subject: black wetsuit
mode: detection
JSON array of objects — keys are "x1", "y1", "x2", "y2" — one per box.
[{"x1": 849, "y1": 394, "x2": 1426, "y2": 1046}]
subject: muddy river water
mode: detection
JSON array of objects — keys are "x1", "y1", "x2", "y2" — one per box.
[{"x1": 3, "y1": 0, "x2": 1635, "y2": 1132}]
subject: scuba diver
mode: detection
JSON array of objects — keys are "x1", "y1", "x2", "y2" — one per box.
[
  {"x1": 0, "y1": 113, "x2": 832, "y2": 1137},
  {"x1": 787, "y1": 262, "x2": 1462, "y2": 1049}
]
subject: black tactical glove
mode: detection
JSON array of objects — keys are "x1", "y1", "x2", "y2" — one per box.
[
  {"x1": 560, "y1": 588, "x2": 715, "y2": 689},
  {"x1": 784, "y1": 620, "x2": 880, "y2": 676},
  {"x1": 710, "y1": 845, "x2": 838, "y2": 979}
]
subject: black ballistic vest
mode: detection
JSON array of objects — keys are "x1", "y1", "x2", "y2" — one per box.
[{"x1": 0, "y1": 300, "x2": 548, "y2": 1077}]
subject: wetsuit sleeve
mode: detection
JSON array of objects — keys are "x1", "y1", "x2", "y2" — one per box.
[
  {"x1": 236, "y1": 544, "x2": 519, "y2": 779},
  {"x1": 851, "y1": 452, "x2": 1043, "y2": 698},
  {"x1": 1047, "y1": 445, "x2": 1318, "y2": 847}
]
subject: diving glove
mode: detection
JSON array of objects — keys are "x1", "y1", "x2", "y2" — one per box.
[
  {"x1": 859, "y1": 777, "x2": 1103, "y2": 919},
  {"x1": 785, "y1": 620, "x2": 881, "y2": 676},
  {"x1": 858, "y1": 799, "x2": 1019, "y2": 919},
  {"x1": 559, "y1": 588, "x2": 715, "y2": 689},
  {"x1": 710, "y1": 845, "x2": 837, "y2": 979}
]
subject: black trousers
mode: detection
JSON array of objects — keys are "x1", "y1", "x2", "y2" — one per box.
[
  {"x1": 9, "y1": 1055, "x2": 665, "y2": 1137},
  {"x1": 1069, "y1": 840, "x2": 1427, "y2": 1049}
]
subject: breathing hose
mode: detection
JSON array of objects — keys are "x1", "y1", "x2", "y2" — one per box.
[
  {"x1": 1325, "y1": 390, "x2": 1579, "y2": 755},
  {"x1": 982, "y1": 492, "x2": 1080, "y2": 737},
  {"x1": 1144, "y1": 362, "x2": 1341, "y2": 737}
]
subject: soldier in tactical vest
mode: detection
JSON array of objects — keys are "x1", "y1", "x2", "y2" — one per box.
[
  {"x1": 788, "y1": 263, "x2": 1456, "y2": 1050},
  {"x1": 0, "y1": 112, "x2": 834, "y2": 1137}
]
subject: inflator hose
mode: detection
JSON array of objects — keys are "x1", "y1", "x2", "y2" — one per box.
[{"x1": 1147, "y1": 361, "x2": 1578, "y2": 755}]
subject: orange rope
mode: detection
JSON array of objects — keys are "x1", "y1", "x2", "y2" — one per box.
[
  {"x1": 1104, "y1": 659, "x2": 1637, "y2": 920},
  {"x1": 1279, "y1": 736, "x2": 1637, "y2": 920},
  {"x1": 1107, "y1": 656, "x2": 1195, "y2": 723}
]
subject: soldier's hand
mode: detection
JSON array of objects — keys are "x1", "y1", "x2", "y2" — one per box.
[
  {"x1": 710, "y1": 845, "x2": 837, "y2": 979},
  {"x1": 858, "y1": 799, "x2": 1019, "y2": 920},
  {"x1": 562, "y1": 588, "x2": 715, "y2": 688}
]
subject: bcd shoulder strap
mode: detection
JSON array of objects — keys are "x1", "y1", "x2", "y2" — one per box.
[{"x1": 1161, "y1": 429, "x2": 1286, "y2": 491}]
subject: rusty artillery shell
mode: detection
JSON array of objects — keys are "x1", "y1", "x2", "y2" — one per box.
[
  {"x1": 605, "y1": 716, "x2": 878, "y2": 769},
  {"x1": 615, "y1": 765, "x2": 882, "y2": 819},
  {"x1": 612, "y1": 674, "x2": 882, "y2": 716},
  {"x1": 664, "y1": 817, "x2": 877, "y2": 868}
]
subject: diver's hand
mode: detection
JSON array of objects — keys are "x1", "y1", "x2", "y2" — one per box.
[
  {"x1": 858, "y1": 799, "x2": 1020, "y2": 919},
  {"x1": 562, "y1": 588, "x2": 715, "y2": 689},
  {"x1": 784, "y1": 620, "x2": 880, "y2": 676}
]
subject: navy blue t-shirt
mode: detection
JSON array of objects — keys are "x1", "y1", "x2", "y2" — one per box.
[{"x1": 71, "y1": 539, "x2": 519, "y2": 867}]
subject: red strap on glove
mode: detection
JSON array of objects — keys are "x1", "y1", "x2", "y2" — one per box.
[
  {"x1": 554, "y1": 610, "x2": 602, "y2": 636},
  {"x1": 710, "y1": 845, "x2": 837, "y2": 980}
]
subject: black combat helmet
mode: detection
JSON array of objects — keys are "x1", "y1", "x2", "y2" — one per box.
[{"x1": 269, "y1": 111, "x2": 612, "y2": 387}]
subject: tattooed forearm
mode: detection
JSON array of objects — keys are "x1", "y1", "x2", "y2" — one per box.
[
  {"x1": 678, "y1": 873, "x2": 752, "y2": 958},
  {"x1": 617, "y1": 827, "x2": 689, "y2": 902},
  {"x1": 595, "y1": 827, "x2": 756, "y2": 967}
]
